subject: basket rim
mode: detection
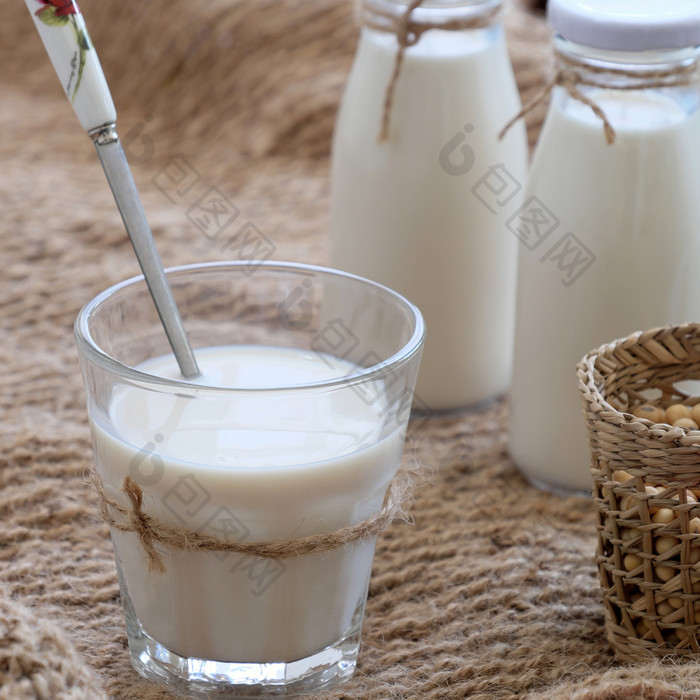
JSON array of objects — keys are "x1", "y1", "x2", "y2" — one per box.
[{"x1": 577, "y1": 323, "x2": 700, "y2": 443}]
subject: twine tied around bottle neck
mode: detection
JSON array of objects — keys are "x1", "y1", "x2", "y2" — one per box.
[
  {"x1": 362, "y1": 0, "x2": 500, "y2": 142},
  {"x1": 499, "y1": 50, "x2": 699, "y2": 146},
  {"x1": 88, "y1": 465, "x2": 417, "y2": 574}
]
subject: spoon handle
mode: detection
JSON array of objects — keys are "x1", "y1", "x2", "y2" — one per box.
[
  {"x1": 23, "y1": 0, "x2": 116, "y2": 132},
  {"x1": 24, "y1": 0, "x2": 201, "y2": 378}
]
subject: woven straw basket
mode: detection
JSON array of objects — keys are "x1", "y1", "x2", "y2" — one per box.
[{"x1": 577, "y1": 323, "x2": 700, "y2": 660}]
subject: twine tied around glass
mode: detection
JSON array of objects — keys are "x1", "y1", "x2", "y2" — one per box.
[
  {"x1": 499, "y1": 50, "x2": 699, "y2": 146},
  {"x1": 362, "y1": 0, "x2": 500, "y2": 142},
  {"x1": 88, "y1": 464, "x2": 419, "y2": 574}
]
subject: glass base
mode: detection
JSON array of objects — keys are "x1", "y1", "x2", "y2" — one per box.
[{"x1": 124, "y1": 603, "x2": 361, "y2": 698}]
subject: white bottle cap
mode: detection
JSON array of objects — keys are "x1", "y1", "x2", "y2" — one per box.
[{"x1": 548, "y1": 0, "x2": 700, "y2": 52}]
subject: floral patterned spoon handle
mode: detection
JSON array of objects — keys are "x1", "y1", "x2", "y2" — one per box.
[{"x1": 24, "y1": 0, "x2": 201, "y2": 379}]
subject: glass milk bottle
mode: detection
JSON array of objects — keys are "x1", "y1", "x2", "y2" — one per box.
[
  {"x1": 509, "y1": 0, "x2": 700, "y2": 492},
  {"x1": 331, "y1": 0, "x2": 528, "y2": 412}
]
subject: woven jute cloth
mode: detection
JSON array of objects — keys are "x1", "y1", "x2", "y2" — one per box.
[{"x1": 4, "y1": 0, "x2": 700, "y2": 698}]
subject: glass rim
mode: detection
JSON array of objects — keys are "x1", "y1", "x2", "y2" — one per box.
[{"x1": 74, "y1": 260, "x2": 426, "y2": 395}]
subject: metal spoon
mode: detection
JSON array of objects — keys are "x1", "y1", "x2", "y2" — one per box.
[{"x1": 23, "y1": 0, "x2": 200, "y2": 379}]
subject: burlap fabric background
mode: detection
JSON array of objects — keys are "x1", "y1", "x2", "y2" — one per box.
[{"x1": 2, "y1": 1, "x2": 698, "y2": 698}]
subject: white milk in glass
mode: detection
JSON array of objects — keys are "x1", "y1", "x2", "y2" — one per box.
[
  {"x1": 91, "y1": 346, "x2": 405, "y2": 663},
  {"x1": 510, "y1": 90, "x2": 700, "y2": 492},
  {"x1": 331, "y1": 15, "x2": 527, "y2": 410}
]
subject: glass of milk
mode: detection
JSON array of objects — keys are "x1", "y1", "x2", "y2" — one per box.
[
  {"x1": 74, "y1": 261, "x2": 424, "y2": 697},
  {"x1": 509, "y1": 0, "x2": 700, "y2": 492}
]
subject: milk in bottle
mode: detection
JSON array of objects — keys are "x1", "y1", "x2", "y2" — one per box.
[
  {"x1": 331, "y1": 0, "x2": 528, "y2": 411},
  {"x1": 509, "y1": 0, "x2": 700, "y2": 492}
]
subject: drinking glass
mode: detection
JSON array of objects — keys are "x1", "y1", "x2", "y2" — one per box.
[{"x1": 74, "y1": 261, "x2": 424, "y2": 697}]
